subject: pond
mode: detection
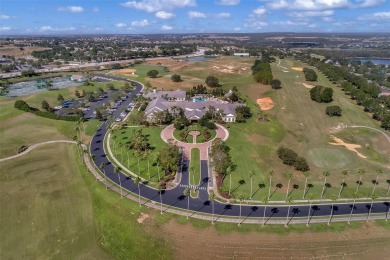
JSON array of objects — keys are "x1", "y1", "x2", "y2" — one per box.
[
  {"x1": 186, "y1": 56, "x2": 217, "y2": 62},
  {"x1": 6, "y1": 76, "x2": 82, "y2": 97}
]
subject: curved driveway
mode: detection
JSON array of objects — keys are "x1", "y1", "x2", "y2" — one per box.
[{"x1": 90, "y1": 78, "x2": 389, "y2": 222}]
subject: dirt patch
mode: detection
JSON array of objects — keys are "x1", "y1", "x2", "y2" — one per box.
[
  {"x1": 137, "y1": 213, "x2": 150, "y2": 224},
  {"x1": 161, "y1": 219, "x2": 390, "y2": 259},
  {"x1": 303, "y1": 83, "x2": 314, "y2": 89},
  {"x1": 111, "y1": 68, "x2": 137, "y2": 77},
  {"x1": 292, "y1": 67, "x2": 304, "y2": 72},
  {"x1": 256, "y1": 97, "x2": 274, "y2": 110},
  {"x1": 329, "y1": 135, "x2": 367, "y2": 159}
]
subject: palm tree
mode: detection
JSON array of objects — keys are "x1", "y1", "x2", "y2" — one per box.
[
  {"x1": 306, "y1": 195, "x2": 314, "y2": 226},
  {"x1": 134, "y1": 176, "x2": 141, "y2": 206},
  {"x1": 114, "y1": 166, "x2": 123, "y2": 198},
  {"x1": 321, "y1": 171, "x2": 331, "y2": 199},
  {"x1": 302, "y1": 171, "x2": 310, "y2": 199},
  {"x1": 183, "y1": 188, "x2": 191, "y2": 218},
  {"x1": 262, "y1": 197, "x2": 269, "y2": 226},
  {"x1": 249, "y1": 170, "x2": 255, "y2": 199},
  {"x1": 387, "y1": 179, "x2": 390, "y2": 196},
  {"x1": 327, "y1": 195, "x2": 338, "y2": 225},
  {"x1": 268, "y1": 170, "x2": 274, "y2": 199},
  {"x1": 367, "y1": 194, "x2": 377, "y2": 221},
  {"x1": 286, "y1": 172, "x2": 293, "y2": 200},
  {"x1": 284, "y1": 197, "x2": 293, "y2": 227},
  {"x1": 209, "y1": 192, "x2": 216, "y2": 224},
  {"x1": 99, "y1": 162, "x2": 107, "y2": 189},
  {"x1": 238, "y1": 194, "x2": 245, "y2": 226},
  {"x1": 371, "y1": 168, "x2": 383, "y2": 195},
  {"x1": 154, "y1": 156, "x2": 161, "y2": 180},
  {"x1": 348, "y1": 194, "x2": 359, "y2": 224},
  {"x1": 226, "y1": 165, "x2": 233, "y2": 196},
  {"x1": 338, "y1": 170, "x2": 348, "y2": 199},
  {"x1": 156, "y1": 183, "x2": 164, "y2": 214},
  {"x1": 355, "y1": 168, "x2": 366, "y2": 195}
]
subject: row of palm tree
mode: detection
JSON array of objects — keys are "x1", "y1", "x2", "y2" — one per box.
[{"x1": 227, "y1": 168, "x2": 388, "y2": 201}]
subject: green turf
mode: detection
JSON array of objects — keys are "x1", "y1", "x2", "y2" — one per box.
[
  {"x1": 109, "y1": 126, "x2": 165, "y2": 182},
  {"x1": 190, "y1": 148, "x2": 201, "y2": 186},
  {"x1": 0, "y1": 143, "x2": 111, "y2": 259}
]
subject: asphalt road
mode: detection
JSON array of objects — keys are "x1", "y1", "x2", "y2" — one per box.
[{"x1": 90, "y1": 78, "x2": 389, "y2": 220}]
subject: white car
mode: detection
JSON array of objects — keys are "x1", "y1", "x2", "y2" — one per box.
[{"x1": 115, "y1": 118, "x2": 121, "y2": 122}]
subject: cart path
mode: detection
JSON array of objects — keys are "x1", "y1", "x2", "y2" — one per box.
[{"x1": 0, "y1": 140, "x2": 77, "y2": 162}]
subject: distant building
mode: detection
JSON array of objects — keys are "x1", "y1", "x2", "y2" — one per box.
[
  {"x1": 70, "y1": 75, "x2": 87, "y2": 82},
  {"x1": 233, "y1": 53, "x2": 250, "y2": 57},
  {"x1": 144, "y1": 90, "x2": 242, "y2": 123}
]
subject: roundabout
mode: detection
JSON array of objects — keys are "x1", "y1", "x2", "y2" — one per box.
[{"x1": 88, "y1": 79, "x2": 390, "y2": 225}]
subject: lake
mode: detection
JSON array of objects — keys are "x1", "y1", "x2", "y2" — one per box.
[
  {"x1": 356, "y1": 58, "x2": 390, "y2": 65},
  {"x1": 186, "y1": 56, "x2": 216, "y2": 62}
]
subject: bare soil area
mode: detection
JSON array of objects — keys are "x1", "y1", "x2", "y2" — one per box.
[
  {"x1": 292, "y1": 67, "x2": 304, "y2": 72},
  {"x1": 161, "y1": 220, "x2": 390, "y2": 259},
  {"x1": 302, "y1": 83, "x2": 315, "y2": 89},
  {"x1": 329, "y1": 135, "x2": 367, "y2": 159},
  {"x1": 257, "y1": 97, "x2": 275, "y2": 110},
  {"x1": 0, "y1": 46, "x2": 50, "y2": 58}
]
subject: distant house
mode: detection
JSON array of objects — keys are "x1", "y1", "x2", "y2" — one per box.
[
  {"x1": 144, "y1": 90, "x2": 242, "y2": 123},
  {"x1": 70, "y1": 75, "x2": 87, "y2": 82},
  {"x1": 233, "y1": 53, "x2": 250, "y2": 57}
]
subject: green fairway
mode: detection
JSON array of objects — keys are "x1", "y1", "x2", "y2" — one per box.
[
  {"x1": 190, "y1": 148, "x2": 201, "y2": 186},
  {"x1": 0, "y1": 143, "x2": 173, "y2": 259},
  {"x1": 0, "y1": 143, "x2": 110, "y2": 259},
  {"x1": 109, "y1": 126, "x2": 165, "y2": 182}
]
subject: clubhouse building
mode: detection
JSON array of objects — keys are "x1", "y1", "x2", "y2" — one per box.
[{"x1": 144, "y1": 90, "x2": 241, "y2": 123}]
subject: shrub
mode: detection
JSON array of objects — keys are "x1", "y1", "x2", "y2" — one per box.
[
  {"x1": 147, "y1": 70, "x2": 159, "y2": 78},
  {"x1": 171, "y1": 74, "x2": 182, "y2": 82},
  {"x1": 277, "y1": 146, "x2": 309, "y2": 171},
  {"x1": 17, "y1": 145, "x2": 28, "y2": 154},
  {"x1": 270, "y1": 79, "x2": 282, "y2": 89},
  {"x1": 303, "y1": 68, "x2": 317, "y2": 81},
  {"x1": 326, "y1": 105, "x2": 342, "y2": 117},
  {"x1": 310, "y1": 85, "x2": 333, "y2": 103}
]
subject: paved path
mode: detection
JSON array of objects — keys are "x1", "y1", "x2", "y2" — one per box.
[{"x1": 0, "y1": 140, "x2": 77, "y2": 162}]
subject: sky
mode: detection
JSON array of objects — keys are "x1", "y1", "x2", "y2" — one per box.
[{"x1": 1, "y1": 0, "x2": 390, "y2": 35}]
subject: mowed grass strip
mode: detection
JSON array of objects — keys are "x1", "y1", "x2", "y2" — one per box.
[{"x1": 190, "y1": 148, "x2": 201, "y2": 186}]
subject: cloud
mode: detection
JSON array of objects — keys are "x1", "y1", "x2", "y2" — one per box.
[
  {"x1": 121, "y1": 0, "x2": 196, "y2": 12},
  {"x1": 155, "y1": 11, "x2": 175, "y2": 19},
  {"x1": 0, "y1": 25, "x2": 11, "y2": 31},
  {"x1": 161, "y1": 25, "x2": 173, "y2": 30},
  {"x1": 233, "y1": 27, "x2": 241, "y2": 31},
  {"x1": 57, "y1": 6, "x2": 84, "y2": 13},
  {"x1": 214, "y1": 12, "x2": 231, "y2": 18},
  {"x1": 273, "y1": 20, "x2": 310, "y2": 27},
  {"x1": 0, "y1": 14, "x2": 11, "y2": 19},
  {"x1": 244, "y1": 21, "x2": 268, "y2": 29},
  {"x1": 130, "y1": 19, "x2": 151, "y2": 28},
  {"x1": 253, "y1": 7, "x2": 267, "y2": 16},
  {"x1": 188, "y1": 11, "x2": 207, "y2": 18},
  {"x1": 93, "y1": 7, "x2": 99, "y2": 12},
  {"x1": 39, "y1": 26, "x2": 76, "y2": 31},
  {"x1": 267, "y1": 0, "x2": 349, "y2": 11},
  {"x1": 216, "y1": 0, "x2": 240, "y2": 5},
  {"x1": 115, "y1": 23, "x2": 128, "y2": 28},
  {"x1": 356, "y1": 0, "x2": 385, "y2": 7},
  {"x1": 289, "y1": 10, "x2": 334, "y2": 17},
  {"x1": 359, "y1": 11, "x2": 390, "y2": 20}
]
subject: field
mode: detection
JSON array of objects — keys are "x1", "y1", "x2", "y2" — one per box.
[
  {"x1": 133, "y1": 56, "x2": 389, "y2": 201},
  {"x1": 0, "y1": 45, "x2": 50, "y2": 58},
  {"x1": 190, "y1": 148, "x2": 201, "y2": 186},
  {"x1": 109, "y1": 126, "x2": 166, "y2": 183}
]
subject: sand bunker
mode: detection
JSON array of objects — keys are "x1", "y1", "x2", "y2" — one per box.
[
  {"x1": 112, "y1": 68, "x2": 138, "y2": 77},
  {"x1": 256, "y1": 97, "x2": 274, "y2": 110},
  {"x1": 137, "y1": 213, "x2": 150, "y2": 224},
  {"x1": 292, "y1": 67, "x2": 304, "y2": 72},
  {"x1": 302, "y1": 83, "x2": 314, "y2": 89},
  {"x1": 329, "y1": 135, "x2": 367, "y2": 159}
]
